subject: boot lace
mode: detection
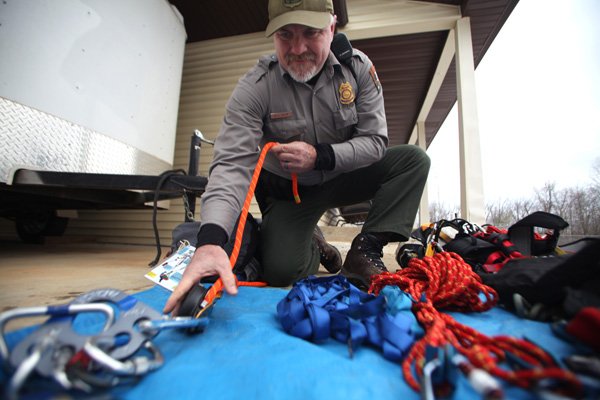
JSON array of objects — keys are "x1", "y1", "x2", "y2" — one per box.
[{"x1": 361, "y1": 235, "x2": 387, "y2": 272}]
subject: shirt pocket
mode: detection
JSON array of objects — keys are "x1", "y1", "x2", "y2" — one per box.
[
  {"x1": 333, "y1": 105, "x2": 358, "y2": 140},
  {"x1": 263, "y1": 118, "x2": 307, "y2": 143}
]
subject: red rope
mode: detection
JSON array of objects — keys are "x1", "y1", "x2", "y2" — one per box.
[{"x1": 369, "y1": 252, "x2": 581, "y2": 396}]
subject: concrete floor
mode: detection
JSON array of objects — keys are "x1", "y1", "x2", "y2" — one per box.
[
  {"x1": 0, "y1": 227, "x2": 399, "y2": 331},
  {"x1": 0, "y1": 239, "x2": 157, "y2": 331}
]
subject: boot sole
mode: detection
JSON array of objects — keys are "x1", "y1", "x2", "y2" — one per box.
[
  {"x1": 340, "y1": 269, "x2": 370, "y2": 291},
  {"x1": 324, "y1": 246, "x2": 342, "y2": 274}
]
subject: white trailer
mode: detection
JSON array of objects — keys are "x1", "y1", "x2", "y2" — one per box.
[{"x1": 0, "y1": 0, "x2": 205, "y2": 242}]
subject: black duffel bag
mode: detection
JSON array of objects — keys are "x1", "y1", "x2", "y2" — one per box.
[
  {"x1": 480, "y1": 237, "x2": 600, "y2": 320},
  {"x1": 169, "y1": 213, "x2": 262, "y2": 282}
]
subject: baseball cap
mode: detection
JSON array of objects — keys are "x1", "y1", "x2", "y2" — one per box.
[{"x1": 266, "y1": 0, "x2": 334, "y2": 37}]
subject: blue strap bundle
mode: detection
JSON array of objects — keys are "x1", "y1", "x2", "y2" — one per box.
[{"x1": 276, "y1": 275, "x2": 423, "y2": 361}]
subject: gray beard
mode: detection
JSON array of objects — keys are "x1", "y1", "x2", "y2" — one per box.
[{"x1": 287, "y1": 67, "x2": 319, "y2": 83}]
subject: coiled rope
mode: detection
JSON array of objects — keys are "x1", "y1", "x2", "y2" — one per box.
[{"x1": 369, "y1": 251, "x2": 581, "y2": 396}]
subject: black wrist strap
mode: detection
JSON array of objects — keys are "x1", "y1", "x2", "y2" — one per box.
[
  {"x1": 314, "y1": 143, "x2": 335, "y2": 170},
  {"x1": 196, "y1": 223, "x2": 228, "y2": 248}
]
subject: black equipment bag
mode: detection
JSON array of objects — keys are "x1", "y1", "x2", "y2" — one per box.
[
  {"x1": 480, "y1": 237, "x2": 600, "y2": 319},
  {"x1": 170, "y1": 213, "x2": 261, "y2": 282},
  {"x1": 443, "y1": 233, "x2": 507, "y2": 272}
]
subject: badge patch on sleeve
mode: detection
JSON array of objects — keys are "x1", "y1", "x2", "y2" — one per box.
[
  {"x1": 370, "y1": 65, "x2": 382, "y2": 93},
  {"x1": 339, "y1": 81, "x2": 355, "y2": 105}
]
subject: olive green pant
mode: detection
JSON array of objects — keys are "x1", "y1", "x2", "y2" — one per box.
[{"x1": 255, "y1": 145, "x2": 430, "y2": 286}]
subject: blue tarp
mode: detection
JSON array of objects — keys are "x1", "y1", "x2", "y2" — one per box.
[{"x1": 2, "y1": 285, "x2": 592, "y2": 399}]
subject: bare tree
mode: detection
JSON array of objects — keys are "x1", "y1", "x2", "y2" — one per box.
[
  {"x1": 511, "y1": 198, "x2": 535, "y2": 222},
  {"x1": 485, "y1": 199, "x2": 513, "y2": 227},
  {"x1": 592, "y1": 157, "x2": 600, "y2": 189},
  {"x1": 568, "y1": 187, "x2": 590, "y2": 235},
  {"x1": 429, "y1": 162, "x2": 600, "y2": 238},
  {"x1": 484, "y1": 197, "x2": 537, "y2": 228},
  {"x1": 429, "y1": 201, "x2": 460, "y2": 223},
  {"x1": 535, "y1": 182, "x2": 557, "y2": 213}
]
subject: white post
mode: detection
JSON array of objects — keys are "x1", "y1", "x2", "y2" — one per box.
[
  {"x1": 455, "y1": 17, "x2": 485, "y2": 224},
  {"x1": 417, "y1": 120, "x2": 430, "y2": 225}
]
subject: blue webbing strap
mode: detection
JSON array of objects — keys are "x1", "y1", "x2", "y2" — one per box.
[{"x1": 276, "y1": 275, "x2": 423, "y2": 361}]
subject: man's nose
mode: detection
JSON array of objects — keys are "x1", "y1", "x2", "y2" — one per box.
[{"x1": 289, "y1": 36, "x2": 308, "y2": 55}]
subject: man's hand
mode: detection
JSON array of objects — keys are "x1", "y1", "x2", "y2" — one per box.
[
  {"x1": 271, "y1": 141, "x2": 317, "y2": 173},
  {"x1": 163, "y1": 244, "x2": 238, "y2": 316}
]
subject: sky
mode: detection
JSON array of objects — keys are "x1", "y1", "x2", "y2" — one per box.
[{"x1": 426, "y1": 0, "x2": 600, "y2": 206}]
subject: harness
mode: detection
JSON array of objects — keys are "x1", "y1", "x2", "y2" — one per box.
[
  {"x1": 448, "y1": 223, "x2": 524, "y2": 273},
  {"x1": 407, "y1": 214, "x2": 566, "y2": 274}
]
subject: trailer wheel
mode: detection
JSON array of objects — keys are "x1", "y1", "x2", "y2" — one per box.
[{"x1": 16, "y1": 211, "x2": 69, "y2": 244}]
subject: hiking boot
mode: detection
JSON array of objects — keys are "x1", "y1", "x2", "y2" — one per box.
[
  {"x1": 313, "y1": 226, "x2": 342, "y2": 274},
  {"x1": 341, "y1": 233, "x2": 388, "y2": 290}
]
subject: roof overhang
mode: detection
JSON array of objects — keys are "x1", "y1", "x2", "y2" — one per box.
[{"x1": 168, "y1": 0, "x2": 519, "y2": 148}]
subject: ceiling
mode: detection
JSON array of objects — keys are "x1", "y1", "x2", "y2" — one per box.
[{"x1": 168, "y1": 0, "x2": 519, "y2": 148}]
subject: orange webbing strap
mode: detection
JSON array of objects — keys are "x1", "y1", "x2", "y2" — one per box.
[{"x1": 199, "y1": 142, "x2": 300, "y2": 313}]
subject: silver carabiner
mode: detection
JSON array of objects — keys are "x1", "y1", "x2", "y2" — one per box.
[
  {"x1": 421, "y1": 358, "x2": 442, "y2": 400},
  {"x1": 70, "y1": 288, "x2": 163, "y2": 360},
  {"x1": 6, "y1": 335, "x2": 56, "y2": 400},
  {"x1": 84, "y1": 339, "x2": 164, "y2": 376},
  {"x1": 1, "y1": 302, "x2": 115, "y2": 372},
  {"x1": 137, "y1": 315, "x2": 210, "y2": 335}
]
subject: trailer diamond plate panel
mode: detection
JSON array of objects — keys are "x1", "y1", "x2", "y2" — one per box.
[{"x1": 0, "y1": 97, "x2": 172, "y2": 184}]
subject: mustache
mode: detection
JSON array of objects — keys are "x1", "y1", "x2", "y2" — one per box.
[{"x1": 286, "y1": 53, "x2": 316, "y2": 63}]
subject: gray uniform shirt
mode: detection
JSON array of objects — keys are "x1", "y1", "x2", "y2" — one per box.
[{"x1": 200, "y1": 49, "x2": 388, "y2": 238}]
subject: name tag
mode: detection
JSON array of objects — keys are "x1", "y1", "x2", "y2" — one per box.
[{"x1": 270, "y1": 111, "x2": 293, "y2": 120}]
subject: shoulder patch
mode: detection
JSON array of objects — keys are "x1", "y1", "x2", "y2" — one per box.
[
  {"x1": 257, "y1": 54, "x2": 278, "y2": 70},
  {"x1": 253, "y1": 54, "x2": 278, "y2": 82},
  {"x1": 369, "y1": 64, "x2": 382, "y2": 93}
]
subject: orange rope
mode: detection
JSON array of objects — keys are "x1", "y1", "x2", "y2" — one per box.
[
  {"x1": 292, "y1": 174, "x2": 301, "y2": 204},
  {"x1": 369, "y1": 252, "x2": 582, "y2": 396},
  {"x1": 200, "y1": 142, "x2": 300, "y2": 311}
]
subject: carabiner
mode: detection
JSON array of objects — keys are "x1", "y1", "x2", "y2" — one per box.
[
  {"x1": 84, "y1": 339, "x2": 164, "y2": 376},
  {"x1": 1, "y1": 302, "x2": 115, "y2": 372},
  {"x1": 138, "y1": 316, "x2": 210, "y2": 334},
  {"x1": 421, "y1": 358, "x2": 442, "y2": 400},
  {"x1": 420, "y1": 345, "x2": 459, "y2": 399}
]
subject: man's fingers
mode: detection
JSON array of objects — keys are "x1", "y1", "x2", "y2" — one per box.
[
  {"x1": 163, "y1": 296, "x2": 177, "y2": 315},
  {"x1": 271, "y1": 144, "x2": 286, "y2": 156},
  {"x1": 171, "y1": 303, "x2": 181, "y2": 317},
  {"x1": 164, "y1": 267, "x2": 238, "y2": 315},
  {"x1": 163, "y1": 276, "x2": 194, "y2": 314},
  {"x1": 163, "y1": 291, "x2": 180, "y2": 314},
  {"x1": 220, "y1": 268, "x2": 239, "y2": 296}
]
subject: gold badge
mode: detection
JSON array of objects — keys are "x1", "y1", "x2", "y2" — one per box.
[{"x1": 339, "y1": 81, "x2": 355, "y2": 105}]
